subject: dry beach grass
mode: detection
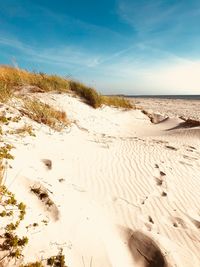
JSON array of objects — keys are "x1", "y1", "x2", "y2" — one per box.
[{"x1": 0, "y1": 65, "x2": 133, "y2": 109}]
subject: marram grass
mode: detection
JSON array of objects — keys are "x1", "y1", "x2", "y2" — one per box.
[{"x1": 0, "y1": 65, "x2": 133, "y2": 109}]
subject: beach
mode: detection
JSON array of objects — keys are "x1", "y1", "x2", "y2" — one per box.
[
  {"x1": 132, "y1": 96, "x2": 200, "y2": 120},
  {"x1": 1, "y1": 93, "x2": 200, "y2": 267}
]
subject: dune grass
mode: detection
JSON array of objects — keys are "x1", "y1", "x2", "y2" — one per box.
[
  {"x1": 101, "y1": 95, "x2": 133, "y2": 109},
  {"x1": 0, "y1": 160, "x2": 4, "y2": 185},
  {"x1": 69, "y1": 80, "x2": 102, "y2": 108},
  {"x1": 22, "y1": 98, "x2": 69, "y2": 131},
  {"x1": 69, "y1": 81, "x2": 133, "y2": 109},
  {"x1": 0, "y1": 65, "x2": 70, "y2": 93},
  {"x1": 0, "y1": 83, "x2": 13, "y2": 103},
  {"x1": 0, "y1": 65, "x2": 133, "y2": 109}
]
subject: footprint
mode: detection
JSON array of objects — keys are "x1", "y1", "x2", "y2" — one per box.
[
  {"x1": 141, "y1": 196, "x2": 148, "y2": 205},
  {"x1": 188, "y1": 146, "x2": 196, "y2": 150},
  {"x1": 186, "y1": 149, "x2": 194, "y2": 152},
  {"x1": 148, "y1": 216, "x2": 154, "y2": 224},
  {"x1": 58, "y1": 178, "x2": 65, "y2": 183},
  {"x1": 42, "y1": 159, "x2": 52, "y2": 170},
  {"x1": 179, "y1": 161, "x2": 193, "y2": 166},
  {"x1": 183, "y1": 155, "x2": 198, "y2": 160},
  {"x1": 155, "y1": 177, "x2": 163, "y2": 186},
  {"x1": 154, "y1": 166, "x2": 166, "y2": 187},
  {"x1": 170, "y1": 216, "x2": 187, "y2": 229},
  {"x1": 160, "y1": 171, "x2": 166, "y2": 177},
  {"x1": 161, "y1": 191, "x2": 167, "y2": 197},
  {"x1": 165, "y1": 145, "x2": 178, "y2": 151}
]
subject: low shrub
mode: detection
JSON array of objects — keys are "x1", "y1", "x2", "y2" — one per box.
[
  {"x1": 47, "y1": 249, "x2": 67, "y2": 267},
  {"x1": 0, "y1": 184, "x2": 28, "y2": 262},
  {"x1": 0, "y1": 144, "x2": 14, "y2": 160}
]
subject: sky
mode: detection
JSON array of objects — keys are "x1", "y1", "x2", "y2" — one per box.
[{"x1": 0, "y1": 0, "x2": 200, "y2": 95}]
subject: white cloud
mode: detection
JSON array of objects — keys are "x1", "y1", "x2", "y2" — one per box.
[{"x1": 0, "y1": 36, "x2": 102, "y2": 68}]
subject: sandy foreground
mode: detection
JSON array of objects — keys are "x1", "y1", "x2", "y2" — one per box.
[{"x1": 1, "y1": 93, "x2": 200, "y2": 267}]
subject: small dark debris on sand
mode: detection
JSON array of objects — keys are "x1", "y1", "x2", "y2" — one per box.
[{"x1": 42, "y1": 159, "x2": 52, "y2": 170}]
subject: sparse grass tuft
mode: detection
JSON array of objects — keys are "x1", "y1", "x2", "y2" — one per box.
[
  {"x1": 23, "y1": 98, "x2": 69, "y2": 131},
  {"x1": 101, "y1": 96, "x2": 133, "y2": 109},
  {"x1": 0, "y1": 160, "x2": 5, "y2": 189},
  {"x1": 10, "y1": 124, "x2": 35, "y2": 137},
  {"x1": 20, "y1": 262, "x2": 44, "y2": 267},
  {"x1": 20, "y1": 249, "x2": 68, "y2": 267}
]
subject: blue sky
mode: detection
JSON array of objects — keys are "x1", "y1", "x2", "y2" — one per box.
[{"x1": 0, "y1": 0, "x2": 200, "y2": 94}]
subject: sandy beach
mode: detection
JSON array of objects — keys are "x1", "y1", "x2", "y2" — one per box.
[
  {"x1": 132, "y1": 97, "x2": 200, "y2": 120},
  {"x1": 1, "y1": 93, "x2": 200, "y2": 267}
]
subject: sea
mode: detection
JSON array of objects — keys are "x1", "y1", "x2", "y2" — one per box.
[{"x1": 127, "y1": 95, "x2": 200, "y2": 100}]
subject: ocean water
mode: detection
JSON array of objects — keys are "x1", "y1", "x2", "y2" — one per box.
[{"x1": 128, "y1": 95, "x2": 200, "y2": 100}]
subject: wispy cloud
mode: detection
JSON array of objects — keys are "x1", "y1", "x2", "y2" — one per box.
[
  {"x1": 1, "y1": 34, "x2": 200, "y2": 95},
  {"x1": 1, "y1": 0, "x2": 200, "y2": 94},
  {"x1": 117, "y1": 0, "x2": 200, "y2": 56},
  {"x1": 0, "y1": 36, "x2": 102, "y2": 69},
  {"x1": 118, "y1": 0, "x2": 177, "y2": 33},
  {"x1": 117, "y1": 0, "x2": 200, "y2": 34}
]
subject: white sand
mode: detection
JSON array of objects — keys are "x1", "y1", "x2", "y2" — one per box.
[
  {"x1": 132, "y1": 97, "x2": 200, "y2": 120},
  {"x1": 1, "y1": 93, "x2": 200, "y2": 266}
]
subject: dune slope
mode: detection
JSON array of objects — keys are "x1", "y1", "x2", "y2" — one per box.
[{"x1": 1, "y1": 93, "x2": 200, "y2": 267}]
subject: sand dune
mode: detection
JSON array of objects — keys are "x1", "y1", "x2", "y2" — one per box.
[{"x1": 1, "y1": 93, "x2": 200, "y2": 266}]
